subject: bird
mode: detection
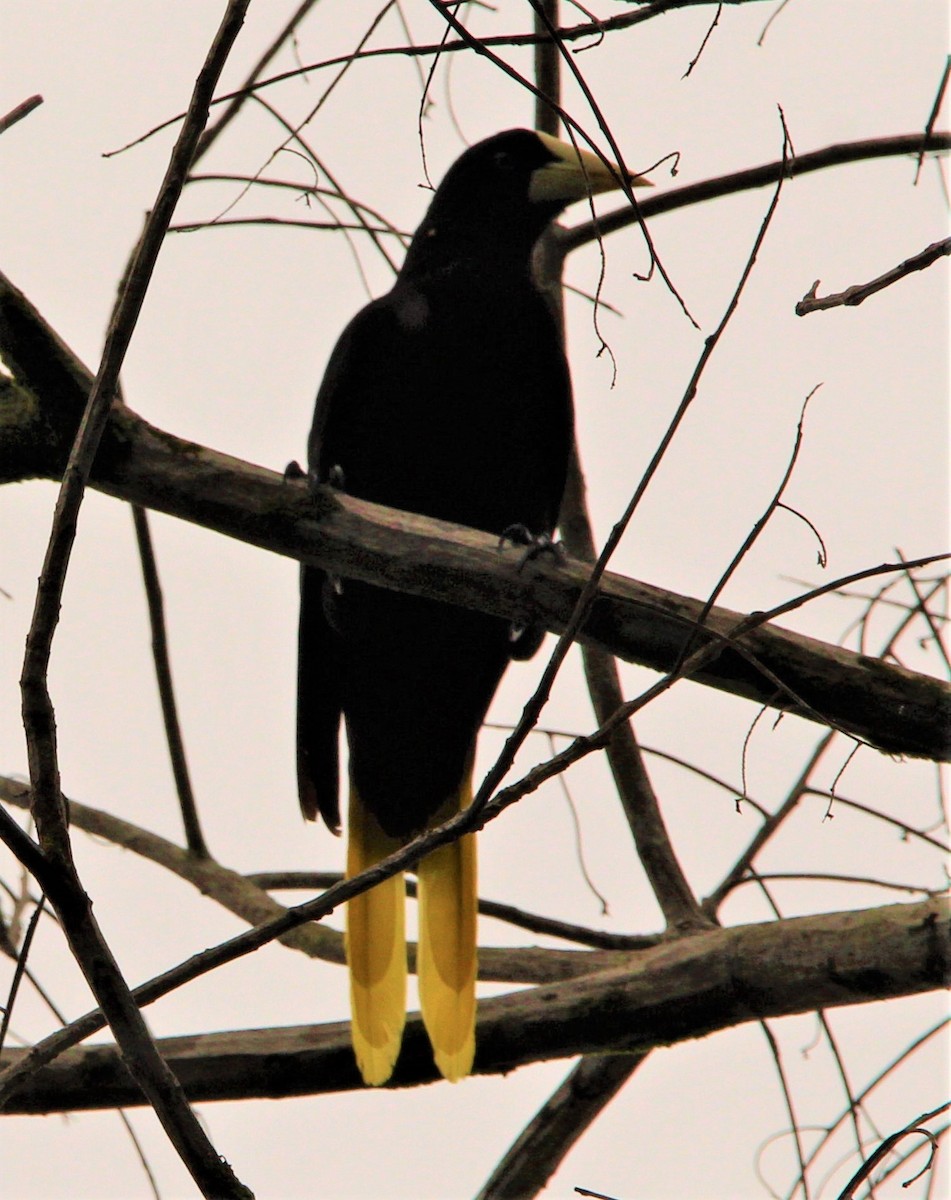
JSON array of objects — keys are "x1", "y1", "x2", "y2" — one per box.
[{"x1": 297, "y1": 128, "x2": 651, "y2": 1086}]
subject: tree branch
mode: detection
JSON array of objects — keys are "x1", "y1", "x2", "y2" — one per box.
[
  {"x1": 10, "y1": 3, "x2": 254, "y2": 1194},
  {"x1": 476, "y1": 1053, "x2": 646, "y2": 1199},
  {"x1": 795, "y1": 237, "x2": 951, "y2": 315},
  {"x1": 0, "y1": 897, "x2": 945, "y2": 1110},
  {"x1": 0, "y1": 278, "x2": 947, "y2": 760},
  {"x1": 0, "y1": 777, "x2": 623, "y2": 985},
  {"x1": 130, "y1": 504, "x2": 209, "y2": 858},
  {"x1": 559, "y1": 132, "x2": 951, "y2": 252}
]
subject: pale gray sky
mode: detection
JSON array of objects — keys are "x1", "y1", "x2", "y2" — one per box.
[{"x1": 1, "y1": 3, "x2": 948, "y2": 1197}]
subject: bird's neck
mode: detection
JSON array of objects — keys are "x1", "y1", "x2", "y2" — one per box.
[{"x1": 400, "y1": 218, "x2": 537, "y2": 288}]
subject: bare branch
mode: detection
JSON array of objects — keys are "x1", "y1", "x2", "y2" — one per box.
[
  {"x1": 193, "y1": 0, "x2": 321, "y2": 163},
  {"x1": 14, "y1": 3, "x2": 254, "y2": 1195},
  {"x1": 704, "y1": 730, "x2": 837, "y2": 915},
  {"x1": 476, "y1": 1054, "x2": 645, "y2": 1199},
  {"x1": 0, "y1": 290, "x2": 946, "y2": 760},
  {"x1": 834, "y1": 1103, "x2": 950, "y2": 1200},
  {"x1": 247, "y1": 870, "x2": 656, "y2": 950},
  {"x1": 560, "y1": 132, "x2": 951, "y2": 252},
  {"x1": 795, "y1": 237, "x2": 951, "y2": 315},
  {"x1": 104, "y1": 0, "x2": 782, "y2": 157},
  {"x1": 0, "y1": 95, "x2": 43, "y2": 136},
  {"x1": 0, "y1": 898, "x2": 945, "y2": 1110},
  {"x1": 916, "y1": 55, "x2": 950, "y2": 183},
  {"x1": 0, "y1": 776, "x2": 624, "y2": 983},
  {"x1": 130, "y1": 506, "x2": 208, "y2": 858}
]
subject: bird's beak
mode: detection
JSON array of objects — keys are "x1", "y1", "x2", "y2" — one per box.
[{"x1": 529, "y1": 130, "x2": 653, "y2": 204}]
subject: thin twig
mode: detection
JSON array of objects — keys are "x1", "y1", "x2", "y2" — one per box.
[
  {"x1": 760, "y1": 1019, "x2": 811, "y2": 1200},
  {"x1": 0, "y1": 777, "x2": 622, "y2": 981},
  {"x1": 0, "y1": 896, "x2": 45, "y2": 1057},
  {"x1": 683, "y1": 1, "x2": 722, "y2": 77},
  {"x1": 834, "y1": 1104, "x2": 950, "y2": 1200},
  {"x1": 194, "y1": 0, "x2": 321, "y2": 163},
  {"x1": 675, "y1": 381, "x2": 820, "y2": 675},
  {"x1": 131, "y1": 505, "x2": 208, "y2": 857},
  {"x1": 104, "y1": 3, "x2": 782, "y2": 156},
  {"x1": 781, "y1": 1021, "x2": 949, "y2": 1200},
  {"x1": 247, "y1": 869, "x2": 656, "y2": 949},
  {"x1": 0, "y1": 95, "x2": 43, "y2": 136},
  {"x1": 529, "y1": 2, "x2": 706, "y2": 935},
  {"x1": 796, "y1": 238, "x2": 951, "y2": 315},
  {"x1": 802, "y1": 791, "x2": 950, "y2": 854},
  {"x1": 521, "y1": 0, "x2": 696, "y2": 324},
  {"x1": 466, "y1": 111, "x2": 795, "y2": 844},
  {"x1": 703, "y1": 730, "x2": 837, "y2": 915},
  {"x1": 896, "y1": 552, "x2": 951, "y2": 674},
  {"x1": 719, "y1": 872, "x2": 941, "y2": 899},
  {"x1": 244, "y1": 92, "x2": 401, "y2": 275},
  {"x1": 560, "y1": 133, "x2": 951, "y2": 252},
  {"x1": 916, "y1": 55, "x2": 951, "y2": 184}
]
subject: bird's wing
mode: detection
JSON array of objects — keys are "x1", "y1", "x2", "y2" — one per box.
[
  {"x1": 296, "y1": 565, "x2": 342, "y2": 831},
  {"x1": 298, "y1": 297, "x2": 398, "y2": 832},
  {"x1": 306, "y1": 294, "x2": 396, "y2": 485}
]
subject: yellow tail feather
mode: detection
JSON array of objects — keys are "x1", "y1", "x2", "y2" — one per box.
[
  {"x1": 417, "y1": 775, "x2": 477, "y2": 1082},
  {"x1": 346, "y1": 787, "x2": 407, "y2": 1086}
]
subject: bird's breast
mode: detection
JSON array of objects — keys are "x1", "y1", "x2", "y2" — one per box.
[{"x1": 323, "y1": 278, "x2": 572, "y2": 537}]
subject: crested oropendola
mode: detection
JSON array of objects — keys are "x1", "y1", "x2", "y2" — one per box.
[{"x1": 297, "y1": 128, "x2": 651, "y2": 1084}]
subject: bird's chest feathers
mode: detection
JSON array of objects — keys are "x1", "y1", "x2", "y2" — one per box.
[
  {"x1": 392, "y1": 288, "x2": 430, "y2": 333},
  {"x1": 333, "y1": 276, "x2": 569, "y2": 530},
  {"x1": 389, "y1": 279, "x2": 561, "y2": 413}
]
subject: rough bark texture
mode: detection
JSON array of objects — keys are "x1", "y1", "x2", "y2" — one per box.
[
  {"x1": 1, "y1": 897, "x2": 946, "y2": 1112},
  {"x1": 0, "y1": 327, "x2": 946, "y2": 761}
]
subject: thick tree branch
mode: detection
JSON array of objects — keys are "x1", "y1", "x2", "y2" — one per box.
[
  {"x1": 0, "y1": 897, "x2": 946, "y2": 1111},
  {"x1": 0, "y1": 281, "x2": 947, "y2": 759}
]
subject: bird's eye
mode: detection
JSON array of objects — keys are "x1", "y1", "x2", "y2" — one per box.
[{"x1": 493, "y1": 150, "x2": 515, "y2": 172}]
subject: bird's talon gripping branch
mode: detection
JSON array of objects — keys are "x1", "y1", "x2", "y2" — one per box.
[
  {"x1": 296, "y1": 129, "x2": 649, "y2": 1085},
  {"x1": 498, "y1": 521, "x2": 535, "y2": 549},
  {"x1": 499, "y1": 525, "x2": 564, "y2": 573}
]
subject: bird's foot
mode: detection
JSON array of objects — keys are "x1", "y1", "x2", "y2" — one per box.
[
  {"x1": 498, "y1": 525, "x2": 563, "y2": 573},
  {"x1": 285, "y1": 461, "x2": 345, "y2": 498}
]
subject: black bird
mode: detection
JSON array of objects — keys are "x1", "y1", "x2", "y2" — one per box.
[{"x1": 297, "y1": 129, "x2": 650, "y2": 1084}]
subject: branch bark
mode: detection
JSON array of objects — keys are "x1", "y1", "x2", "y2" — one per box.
[
  {"x1": 1, "y1": 363, "x2": 946, "y2": 761},
  {"x1": 1, "y1": 897, "x2": 945, "y2": 1111},
  {"x1": 795, "y1": 236, "x2": 951, "y2": 314},
  {"x1": 559, "y1": 132, "x2": 951, "y2": 252},
  {"x1": 8, "y1": 2, "x2": 254, "y2": 1193},
  {"x1": 1, "y1": 363, "x2": 947, "y2": 767}
]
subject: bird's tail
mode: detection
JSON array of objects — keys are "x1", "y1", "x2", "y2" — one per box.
[
  {"x1": 346, "y1": 786, "x2": 407, "y2": 1086},
  {"x1": 416, "y1": 770, "x2": 477, "y2": 1082}
]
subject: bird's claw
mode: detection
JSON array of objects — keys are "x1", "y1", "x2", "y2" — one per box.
[{"x1": 498, "y1": 525, "x2": 563, "y2": 574}]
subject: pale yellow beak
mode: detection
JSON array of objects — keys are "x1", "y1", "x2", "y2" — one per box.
[{"x1": 529, "y1": 130, "x2": 653, "y2": 203}]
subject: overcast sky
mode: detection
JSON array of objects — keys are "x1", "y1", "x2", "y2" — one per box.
[{"x1": 1, "y1": 3, "x2": 948, "y2": 1198}]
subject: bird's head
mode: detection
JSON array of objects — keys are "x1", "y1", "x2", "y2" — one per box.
[{"x1": 403, "y1": 128, "x2": 652, "y2": 276}]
